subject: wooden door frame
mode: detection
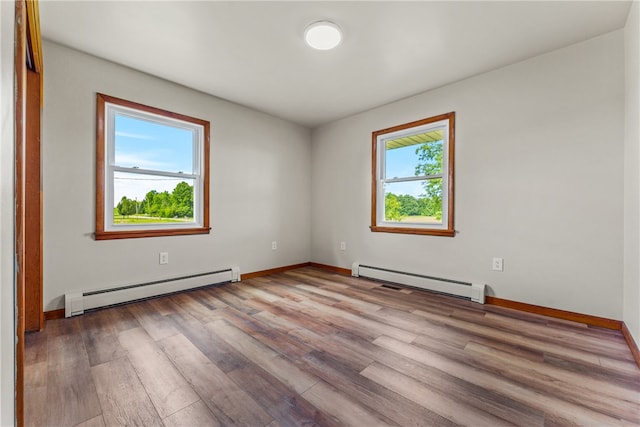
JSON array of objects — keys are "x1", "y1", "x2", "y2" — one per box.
[
  {"x1": 15, "y1": 0, "x2": 43, "y2": 425},
  {"x1": 15, "y1": 2, "x2": 27, "y2": 424}
]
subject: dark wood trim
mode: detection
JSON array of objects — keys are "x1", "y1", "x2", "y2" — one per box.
[
  {"x1": 242, "y1": 263, "x2": 312, "y2": 280},
  {"x1": 370, "y1": 124, "x2": 378, "y2": 229},
  {"x1": 621, "y1": 322, "x2": 640, "y2": 369},
  {"x1": 15, "y1": 1, "x2": 27, "y2": 424},
  {"x1": 24, "y1": 68, "x2": 42, "y2": 332},
  {"x1": 485, "y1": 296, "x2": 622, "y2": 330},
  {"x1": 44, "y1": 309, "x2": 65, "y2": 321},
  {"x1": 446, "y1": 112, "x2": 455, "y2": 233},
  {"x1": 95, "y1": 93, "x2": 106, "y2": 234},
  {"x1": 94, "y1": 227, "x2": 211, "y2": 241},
  {"x1": 309, "y1": 262, "x2": 352, "y2": 276},
  {"x1": 370, "y1": 112, "x2": 455, "y2": 237},
  {"x1": 372, "y1": 112, "x2": 454, "y2": 137},
  {"x1": 97, "y1": 93, "x2": 211, "y2": 127},
  {"x1": 95, "y1": 93, "x2": 211, "y2": 240},
  {"x1": 370, "y1": 226, "x2": 456, "y2": 237},
  {"x1": 202, "y1": 117, "x2": 210, "y2": 234},
  {"x1": 16, "y1": 3, "x2": 43, "y2": 423}
]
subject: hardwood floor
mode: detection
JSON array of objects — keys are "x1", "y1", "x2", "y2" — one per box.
[{"x1": 24, "y1": 267, "x2": 640, "y2": 426}]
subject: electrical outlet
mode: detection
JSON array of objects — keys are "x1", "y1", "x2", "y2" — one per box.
[
  {"x1": 492, "y1": 257, "x2": 503, "y2": 272},
  {"x1": 272, "y1": 241, "x2": 277, "y2": 250},
  {"x1": 159, "y1": 252, "x2": 169, "y2": 265},
  {"x1": 340, "y1": 241, "x2": 346, "y2": 251}
]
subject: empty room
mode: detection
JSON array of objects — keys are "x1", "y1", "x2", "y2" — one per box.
[{"x1": 1, "y1": 0, "x2": 640, "y2": 425}]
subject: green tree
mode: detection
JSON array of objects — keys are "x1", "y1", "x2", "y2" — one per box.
[
  {"x1": 385, "y1": 193, "x2": 404, "y2": 221},
  {"x1": 397, "y1": 194, "x2": 421, "y2": 216},
  {"x1": 126, "y1": 198, "x2": 136, "y2": 216},
  {"x1": 139, "y1": 199, "x2": 147, "y2": 215},
  {"x1": 156, "y1": 191, "x2": 174, "y2": 218},
  {"x1": 415, "y1": 141, "x2": 443, "y2": 219},
  {"x1": 116, "y1": 196, "x2": 136, "y2": 217},
  {"x1": 128, "y1": 182, "x2": 195, "y2": 219},
  {"x1": 172, "y1": 181, "x2": 193, "y2": 218},
  {"x1": 143, "y1": 190, "x2": 160, "y2": 217}
]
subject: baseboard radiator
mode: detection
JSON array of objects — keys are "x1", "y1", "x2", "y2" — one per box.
[
  {"x1": 352, "y1": 263, "x2": 485, "y2": 304},
  {"x1": 64, "y1": 267, "x2": 240, "y2": 317}
]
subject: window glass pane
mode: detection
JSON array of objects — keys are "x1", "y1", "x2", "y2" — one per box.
[
  {"x1": 385, "y1": 130, "x2": 443, "y2": 179},
  {"x1": 113, "y1": 171, "x2": 195, "y2": 225},
  {"x1": 114, "y1": 114, "x2": 194, "y2": 174},
  {"x1": 383, "y1": 179, "x2": 443, "y2": 224}
]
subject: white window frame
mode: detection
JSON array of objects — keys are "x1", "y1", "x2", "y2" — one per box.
[
  {"x1": 95, "y1": 93, "x2": 210, "y2": 240},
  {"x1": 371, "y1": 112, "x2": 455, "y2": 237}
]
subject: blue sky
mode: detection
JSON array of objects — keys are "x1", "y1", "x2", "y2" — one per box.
[
  {"x1": 112, "y1": 117, "x2": 440, "y2": 203},
  {"x1": 113, "y1": 114, "x2": 194, "y2": 203},
  {"x1": 385, "y1": 143, "x2": 425, "y2": 198}
]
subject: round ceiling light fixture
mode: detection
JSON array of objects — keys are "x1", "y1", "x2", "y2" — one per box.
[{"x1": 304, "y1": 21, "x2": 342, "y2": 50}]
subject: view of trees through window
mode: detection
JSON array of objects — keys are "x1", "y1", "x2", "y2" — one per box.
[
  {"x1": 114, "y1": 181, "x2": 194, "y2": 224},
  {"x1": 372, "y1": 112, "x2": 454, "y2": 236},
  {"x1": 96, "y1": 93, "x2": 210, "y2": 239},
  {"x1": 384, "y1": 137, "x2": 443, "y2": 224}
]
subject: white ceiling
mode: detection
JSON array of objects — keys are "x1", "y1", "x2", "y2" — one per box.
[{"x1": 39, "y1": 1, "x2": 631, "y2": 128}]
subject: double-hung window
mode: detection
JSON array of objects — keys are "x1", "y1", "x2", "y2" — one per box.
[
  {"x1": 371, "y1": 112, "x2": 455, "y2": 237},
  {"x1": 95, "y1": 94, "x2": 210, "y2": 240}
]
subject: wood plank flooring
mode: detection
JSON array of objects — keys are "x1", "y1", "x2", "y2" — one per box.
[{"x1": 24, "y1": 267, "x2": 640, "y2": 426}]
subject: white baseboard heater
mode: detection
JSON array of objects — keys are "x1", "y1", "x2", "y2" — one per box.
[
  {"x1": 64, "y1": 267, "x2": 240, "y2": 317},
  {"x1": 351, "y1": 263, "x2": 485, "y2": 304}
]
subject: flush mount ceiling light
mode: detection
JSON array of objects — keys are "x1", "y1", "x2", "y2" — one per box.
[{"x1": 304, "y1": 21, "x2": 342, "y2": 50}]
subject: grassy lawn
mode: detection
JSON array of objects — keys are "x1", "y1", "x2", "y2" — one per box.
[
  {"x1": 399, "y1": 215, "x2": 441, "y2": 224},
  {"x1": 114, "y1": 215, "x2": 193, "y2": 224}
]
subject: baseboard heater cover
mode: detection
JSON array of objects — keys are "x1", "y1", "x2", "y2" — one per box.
[
  {"x1": 351, "y1": 262, "x2": 485, "y2": 304},
  {"x1": 65, "y1": 266, "x2": 240, "y2": 317}
]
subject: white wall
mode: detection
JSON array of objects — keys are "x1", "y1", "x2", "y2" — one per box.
[
  {"x1": 624, "y1": 1, "x2": 640, "y2": 344},
  {"x1": 42, "y1": 41, "x2": 311, "y2": 311},
  {"x1": 311, "y1": 31, "x2": 625, "y2": 320},
  {"x1": 0, "y1": 1, "x2": 16, "y2": 424}
]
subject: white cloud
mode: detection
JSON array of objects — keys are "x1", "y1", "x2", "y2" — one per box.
[
  {"x1": 115, "y1": 153, "x2": 170, "y2": 170},
  {"x1": 115, "y1": 131, "x2": 154, "y2": 140}
]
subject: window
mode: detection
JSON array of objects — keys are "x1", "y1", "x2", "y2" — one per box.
[
  {"x1": 371, "y1": 112, "x2": 455, "y2": 237},
  {"x1": 95, "y1": 94, "x2": 210, "y2": 240}
]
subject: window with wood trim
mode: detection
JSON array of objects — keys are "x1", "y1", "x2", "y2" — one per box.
[
  {"x1": 371, "y1": 112, "x2": 455, "y2": 237},
  {"x1": 95, "y1": 94, "x2": 210, "y2": 240}
]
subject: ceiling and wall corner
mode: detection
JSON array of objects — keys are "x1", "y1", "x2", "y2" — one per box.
[{"x1": 38, "y1": 1, "x2": 632, "y2": 129}]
